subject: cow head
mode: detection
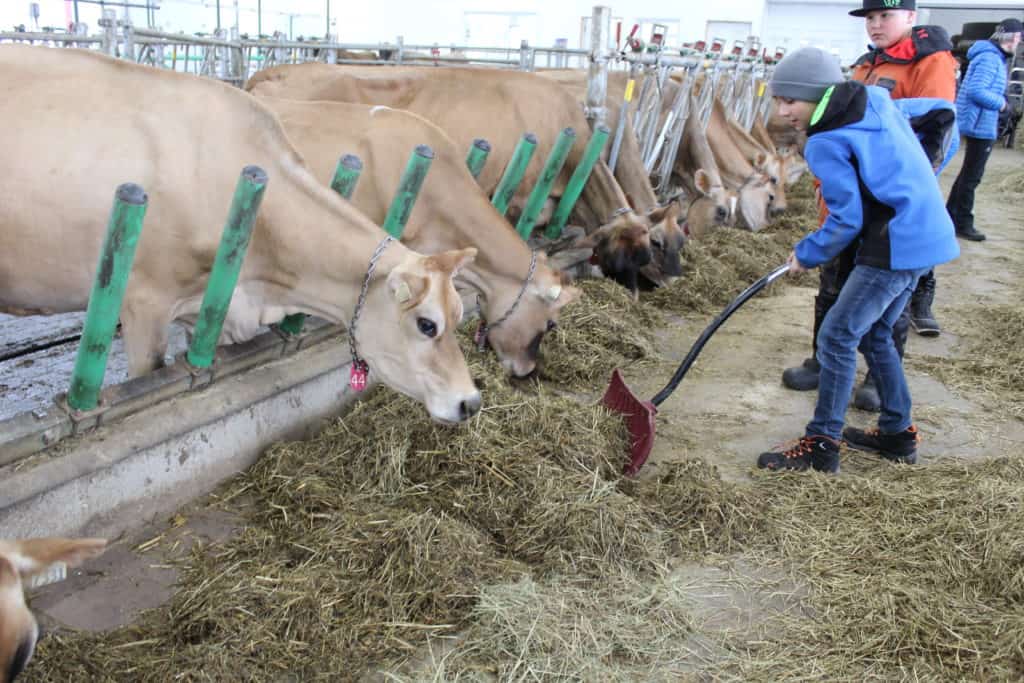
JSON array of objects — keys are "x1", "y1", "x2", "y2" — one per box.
[
  {"x1": 736, "y1": 170, "x2": 775, "y2": 232},
  {"x1": 753, "y1": 151, "x2": 787, "y2": 217},
  {"x1": 691, "y1": 168, "x2": 735, "y2": 228},
  {"x1": 364, "y1": 247, "x2": 483, "y2": 424},
  {"x1": 573, "y1": 210, "x2": 652, "y2": 297},
  {"x1": 781, "y1": 149, "x2": 808, "y2": 186},
  {"x1": 481, "y1": 256, "x2": 580, "y2": 379},
  {"x1": 0, "y1": 538, "x2": 107, "y2": 683},
  {"x1": 646, "y1": 200, "x2": 686, "y2": 280}
]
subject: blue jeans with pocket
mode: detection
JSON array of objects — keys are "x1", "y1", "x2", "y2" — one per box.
[{"x1": 807, "y1": 264, "x2": 930, "y2": 440}]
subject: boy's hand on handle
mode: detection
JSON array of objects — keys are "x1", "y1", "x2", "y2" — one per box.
[{"x1": 787, "y1": 250, "x2": 808, "y2": 275}]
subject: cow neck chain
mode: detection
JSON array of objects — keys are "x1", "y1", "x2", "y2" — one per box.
[
  {"x1": 475, "y1": 249, "x2": 538, "y2": 351},
  {"x1": 606, "y1": 206, "x2": 631, "y2": 223},
  {"x1": 349, "y1": 235, "x2": 395, "y2": 372}
]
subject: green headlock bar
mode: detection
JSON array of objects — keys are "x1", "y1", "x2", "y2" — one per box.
[
  {"x1": 466, "y1": 138, "x2": 492, "y2": 179},
  {"x1": 491, "y1": 132, "x2": 538, "y2": 217},
  {"x1": 330, "y1": 153, "x2": 364, "y2": 200},
  {"x1": 516, "y1": 127, "x2": 577, "y2": 240},
  {"x1": 279, "y1": 154, "x2": 364, "y2": 336},
  {"x1": 186, "y1": 165, "x2": 269, "y2": 369},
  {"x1": 382, "y1": 145, "x2": 434, "y2": 238},
  {"x1": 546, "y1": 124, "x2": 611, "y2": 239},
  {"x1": 67, "y1": 183, "x2": 149, "y2": 412}
]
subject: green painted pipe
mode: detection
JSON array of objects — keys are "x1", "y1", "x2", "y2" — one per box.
[
  {"x1": 466, "y1": 138, "x2": 491, "y2": 179},
  {"x1": 516, "y1": 127, "x2": 576, "y2": 240},
  {"x1": 491, "y1": 132, "x2": 537, "y2": 218},
  {"x1": 278, "y1": 154, "x2": 363, "y2": 335},
  {"x1": 546, "y1": 124, "x2": 611, "y2": 239},
  {"x1": 67, "y1": 183, "x2": 148, "y2": 412},
  {"x1": 382, "y1": 145, "x2": 434, "y2": 238},
  {"x1": 329, "y1": 153, "x2": 364, "y2": 200},
  {"x1": 186, "y1": 166, "x2": 268, "y2": 368}
]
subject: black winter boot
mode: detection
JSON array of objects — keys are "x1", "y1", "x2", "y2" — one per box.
[
  {"x1": 842, "y1": 424, "x2": 920, "y2": 464},
  {"x1": 853, "y1": 372, "x2": 881, "y2": 412},
  {"x1": 781, "y1": 293, "x2": 833, "y2": 391},
  {"x1": 910, "y1": 270, "x2": 941, "y2": 337},
  {"x1": 783, "y1": 357, "x2": 820, "y2": 391},
  {"x1": 757, "y1": 435, "x2": 841, "y2": 474}
]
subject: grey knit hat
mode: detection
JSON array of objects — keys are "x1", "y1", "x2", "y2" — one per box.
[{"x1": 769, "y1": 47, "x2": 845, "y2": 102}]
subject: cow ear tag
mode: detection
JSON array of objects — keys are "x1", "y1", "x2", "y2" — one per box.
[
  {"x1": 349, "y1": 360, "x2": 369, "y2": 392},
  {"x1": 394, "y1": 281, "x2": 411, "y2": 304},
  {"x1": 545, "y1": 284, "x2": 562, "y2": 302}
]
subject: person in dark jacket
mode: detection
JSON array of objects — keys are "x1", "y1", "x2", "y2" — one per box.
[
  {"x1": 757, "y1": 48, "x2": 960, "y2": 474},
  {"x1": 946, "y1": 18, "x2": 1023, "y2": 242}
]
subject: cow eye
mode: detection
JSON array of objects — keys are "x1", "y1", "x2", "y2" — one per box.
[
  {"x1": 546, "y1": 320, "x2": 557, "y2": 332},
  {"x1": 416, "y1": 317, "x2": 437, "y2": 338},
  {"x1": 770, "y1": 176, "x2": 779, "y2": 185}
]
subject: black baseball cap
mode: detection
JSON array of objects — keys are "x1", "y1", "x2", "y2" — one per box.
[
  {"x1": 850, "y1": 0, "x2": 916, "y2": 18},
  {"x1": 995, "y1": 18, "x2": 1023, "y2": 35}
]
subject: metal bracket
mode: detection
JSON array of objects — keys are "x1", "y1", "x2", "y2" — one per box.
[
  {"x1": 185, "y1": 358, "x2": 218, "y2": 390},
  {"x1": 55, "y1": 393, "x2": 109, "y2": 436}
]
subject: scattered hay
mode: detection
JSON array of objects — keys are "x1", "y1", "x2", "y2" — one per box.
[
  {"x1": 394, "y1": 569, "x2": 697, "y2": 682},
  {"x1": 725, "y1": 456, "x2": 1024, "y2": 680},
  {"x1": 624, "y1": 459, "x2": 768, "y2": 557},
  {"x1": 538, "y1": 278, "x2": 663, "y2": 389},
  {"x1": 997, "y1": 169, "x2": 1024, "y2": 194},
  {"x1": 912, "y1": 305, "x2": 1024, "y2": 418},
  {"x1": 643, "y1": 174, "x2": 820, "y2": 315}
]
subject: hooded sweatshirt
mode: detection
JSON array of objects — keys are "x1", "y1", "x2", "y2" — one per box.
[
  {"x1": 956, "y1": 40, "x2": 1010, "y2": 140},
  {"x1": 795, "y1": 81, "x2": 959, "y2": 271}
]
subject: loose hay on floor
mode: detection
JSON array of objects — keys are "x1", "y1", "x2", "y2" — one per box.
[
  {"x1": 997, "y1": 169, "x2": 1024, "y2": 194},
  {"x1": 392, "y1": 569, "x2": 698, "y2": 682},
  {"x1": 536, "y1": 278, "x2": 663, "y2": 389},
  {"x1": 912, "y1": 305, "x2": 1024, "y2": 419},
  {"x1": 724, "y1": 456, "x2": 1024, "y2": 680}
]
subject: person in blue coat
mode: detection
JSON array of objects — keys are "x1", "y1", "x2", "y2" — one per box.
[
  {"x1": 757, "y1": 48, "x2": 960, "y2": 474},
  {"x1": 946, "y1": 18, "x2": 1023, "y2": 241}
]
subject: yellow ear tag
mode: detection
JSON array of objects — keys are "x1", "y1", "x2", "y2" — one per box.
[{"x1": 395, "y1": 282, "x2": 411, "y2": 303}]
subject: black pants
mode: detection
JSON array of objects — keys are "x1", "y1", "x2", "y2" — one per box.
[
  {"x1": 812, "y1": 248, "x2": 912, "y2": 362},
  {"x1": 946, "y1": 135, "x2": 994, "y2": 233}
]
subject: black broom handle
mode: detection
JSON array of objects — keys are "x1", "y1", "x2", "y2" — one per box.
[{"x1": 651, "y1": 263, "x2": 791, "y2": 407}]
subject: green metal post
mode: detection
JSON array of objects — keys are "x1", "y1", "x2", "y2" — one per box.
[
  {"x1": 67, "y1": 183, "x2": 148, "y2": 412},
  {"x1": 491, "y1": 132, "x2": 537, "y2": 217},
  {"x1": 186, "y1": 166, "x2": 268, "y2": 369},
  {"x1": 516, "y1": 127, "x2": 576, "y2": 240},
  {"x1": 382, "y1": 145, "x2": 434, "y2": 238},
  {"x1": 546, "y1": 124, "x2": 611, "y2": 239},
  {"x1": 279, "y1": 154, "x2": 363, "y2": 336},
  {"x1": 466, "y1": 138, "x2": 491, "y2": 179}
]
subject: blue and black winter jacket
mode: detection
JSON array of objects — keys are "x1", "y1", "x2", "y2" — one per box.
[
  {"x1": 794, "y1": 81, "x2": 959, "y2": 271},
  {"x1": 893, "y1": 97, "x2": 958, "y2": 174},
  {"x1": 956, "y1": 40, "x2": 1009, "y2": 140}
]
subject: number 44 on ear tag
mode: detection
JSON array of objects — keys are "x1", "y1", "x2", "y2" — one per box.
[{"x1": 349, "y1": 360, "x2": 369, "y2": 392}]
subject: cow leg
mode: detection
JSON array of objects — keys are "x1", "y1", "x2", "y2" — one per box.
[{"x1": 121, "y1": 297, "x2": 171, "y2": 377}]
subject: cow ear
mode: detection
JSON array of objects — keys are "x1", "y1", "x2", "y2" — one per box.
[
  {"x1": 754, "y1": 151, "x2": 769, "y2": 169},
  {"x1": 694, "y1": 168, "x2": 713, "y2": 196},
  {"x1": 387, "y1": 270, "x2": 427, "y2": 308},
  {"x1": 550, "y1": 284, "x2": 581, "y2": 310},
  {"x1": 624, "y1": 193, "x2": 637, "y2": 211},
  {"x1": 7, "y1": 538, "x2": 107, "y2": 578}
]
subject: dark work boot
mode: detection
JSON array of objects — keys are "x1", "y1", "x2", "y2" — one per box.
[
  {"x1": 757, "y1": 435, "x2": 840, "y2": 474},
  {"x1": 783, "y1": 357, "x2": 820, "y2": 391},
  {"x1": 853, "y1": 372, "x2": 881, "y2": 412},
  {"x1": 781, "y1": 293, "x2": 832, "y2": 391},
  {"x1": 956, "y1": 226, "x2": 986, "y2": 242},
  {"x1": 842, "y1": 424, "x2": 920, "y2": 464},
  {"x1": 910, "y1": 271, "x2": 940, "y2": 337}
]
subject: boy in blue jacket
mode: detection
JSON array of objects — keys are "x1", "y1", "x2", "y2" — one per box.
[
  {"x1": 757, "y1": 48, "x2": 960, "y2": 473},
  {"x1": 946, "y1": 18, "x2": 1022, "y2": 241}
]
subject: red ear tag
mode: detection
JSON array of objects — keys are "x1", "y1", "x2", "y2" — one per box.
[
  {"x1": 349, "y1": 360, "x2": 369, "y2": 392},
  {"x1": 474, "y1": 321, "x2": 489, "y2": 352}
]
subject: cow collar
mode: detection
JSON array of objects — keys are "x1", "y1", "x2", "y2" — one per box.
[
  {"x1": 348, "y1": 235, "x2": 395, "y2": 391},
  {"x1": 474, "y1": 249, "x2": 538, "y2": 352}
]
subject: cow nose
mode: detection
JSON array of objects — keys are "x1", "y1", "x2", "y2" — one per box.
[
  {"x1": 459, "y1": 393, "x2": 482, "y2": 421},
  {"x1": 771, "y1": 206, "x2": 786, "y2": 217}
]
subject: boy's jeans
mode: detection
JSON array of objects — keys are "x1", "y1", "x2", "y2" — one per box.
[{"x1": 807, "y1": 264, "x2": 930, "y2": 440}]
